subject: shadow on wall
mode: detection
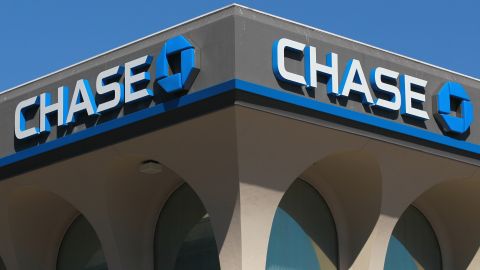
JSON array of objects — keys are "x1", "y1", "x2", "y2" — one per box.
[
  {"x1": 266, "y1": 150, "x2": 383, "y2": 270},
  {"x1": 300, "y1": 151, "x2": 383, "y2": 269},
  {"x1": 267, "y1": 179, "x2": 338, "y2": 269},
  {"x1": 57, "y1": 215, "x2": 107, "y2": 270},
  {"x1": 7, "y1": 187, "x2": 84, "y2": 269},
  {"x1": 102, "y1": 156, "x2": 223, "y2": 270},
  {"x1": 384, "y1": 206, "x2": 442, "y2": 270},
  {"x1": 405, "y1": 177, "x2": 480, "y2": 270},
  {"x1": 154, "y1": 184, "x2": 221, "y2": 270}
]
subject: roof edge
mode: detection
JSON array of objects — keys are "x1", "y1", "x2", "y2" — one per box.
[
  {"x1": 232, "y1": 4, "x2": 480, "y2": 83},
  {"x1": 2, "y1": 3, "x2": 479, "y2": 96},
  {"x1": 0, "y1": 4, "x2": 240, "y2": 96}
]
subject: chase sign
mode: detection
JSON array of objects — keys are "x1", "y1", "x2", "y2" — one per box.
[
  {"x1": 273, "y1": 37, "x2": 474, "y2": 136},
  {"x1": 8, "y1": 26, "x2": 480, "y2": 165},
  {"x1": 14, "y1": 36, "x2": 198, "y2": 140}
]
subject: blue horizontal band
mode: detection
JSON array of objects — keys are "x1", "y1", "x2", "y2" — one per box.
[
  {"x1": 0, "y1": 80, "x2": 235, "y2": 168},
  {"x1": 234, "y1": 80, "x2": 480, "y2": 155},
  {"x1": 0, "y1": 79, "x2": 478, "y2": 168}
]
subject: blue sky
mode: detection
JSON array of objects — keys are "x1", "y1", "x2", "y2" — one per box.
[{"x1": 0, "y1": 0, "x2": 479, "y2": 92}]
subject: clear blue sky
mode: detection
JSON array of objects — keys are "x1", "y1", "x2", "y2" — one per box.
[{"x1": 1, "y1": 0, "x2": 479, "y2": 92}]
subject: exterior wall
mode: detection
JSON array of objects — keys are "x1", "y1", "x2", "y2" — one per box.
[
  {"x1": 232, "y1": 7, "x2": 480, "y2": 161},
  {"x1": 0, "y1": 4, "x2": 478, "y2": 270},
  {"x1": 0, "y1": 7, "x2": 236, "y2": 159},
  {"x1": 0, "y1": 106, "x2": 478, "y2": 270}
]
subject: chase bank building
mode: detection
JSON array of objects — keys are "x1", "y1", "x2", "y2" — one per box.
[{"x1": 0, "y1": 4, "x2": 479, "y2": 270}]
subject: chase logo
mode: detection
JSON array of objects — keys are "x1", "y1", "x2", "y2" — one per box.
[
  {"x1": 434, "y1": 82, "x2": 473, "y2": 134},
  {"x1": 272, "y1": 37, "x2": 475, "y2": 138},
  {"x1": 14, "y1": 35, "x2": 200, "y2": 140},
  {"x1": 156, "y1": 36, "x2": 199, "y2": 93}
]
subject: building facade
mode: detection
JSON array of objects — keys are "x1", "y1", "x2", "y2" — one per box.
[{"x1": 0, "y1": 4, "x2": 479, "y2": 270}]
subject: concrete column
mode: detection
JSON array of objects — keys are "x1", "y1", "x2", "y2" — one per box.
[
  {"x1": 234, "y1": 106, "x2": 374, "y2": 270},
  {"x1": 238, "y1": 182, "x2": 284, "y2": 270}
]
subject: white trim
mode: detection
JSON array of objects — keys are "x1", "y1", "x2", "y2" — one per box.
[{"x1": 2, "y1": 3, "x2": 479, "y2": 96}]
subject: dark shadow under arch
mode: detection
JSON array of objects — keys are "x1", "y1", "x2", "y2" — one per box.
[
  {"x1": 405, "y1": 177, "x2": 480, "y2": 269},
  {"x1": 7, "y1": 187, "x2": 84, "y2": 269},
  {"x1": 300, "y1": 150, "x2": 383, "y2": 269},
  {"x1": 57, "y1": 215, "x2": 108, "y2": 270},
  {"x1": 154, "y1": 183, "x2": 221, "y2": 270},
  {"x1": 385, "y1": 206, "x2": 442, "y2": 270}
]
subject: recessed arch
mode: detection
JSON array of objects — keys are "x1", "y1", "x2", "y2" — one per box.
[
  {"x1": 384, "y1": 205, "x2": 442, "y2": 270},
  {"x1": 299, "y1": 150, "x2": 383, "y2": 269},
  {"x1": 400, "y1": 177, "x2": 480, "y2": 269},
  {"x1": 57, "y1": 214, "x2": 108, "y2": 270},
  {"x1": 7, "y1": 186, "x2": 81, "y2": 270},
  {"x1": 266, "y1": 179, "x2": 338, "y2": 269},
  {"x1": 103, "y1": 157, "x2": 185, "y2": 269},
  {"x1": 154, "y1": 183, "x2": 221, "y2": 270}
]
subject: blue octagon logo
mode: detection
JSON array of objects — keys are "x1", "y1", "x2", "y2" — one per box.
[
  {"x1": 156, "y1": 36, "x2": 199, "y2": 93},
  {"x1": 434, "y1": 82, "x2": 473, "y2": 134}
]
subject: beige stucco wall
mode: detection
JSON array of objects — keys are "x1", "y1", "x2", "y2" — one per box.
[{"x1": 0, "y1": 105, "x2": 479, "y2": 270}]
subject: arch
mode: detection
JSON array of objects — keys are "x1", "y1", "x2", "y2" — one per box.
[
  {"x1": 104, "y1": 158, "x2": 184, "y2": 269},
  {"x1": 299, "y1": 150, "x2": 383, "y2": 269},
  {"x1": 266, "y1": 179, "x2": 339, "y2": 269},
  {"x1": 154, "y1": 183, "x2": 221, "y2": 270},
  {"x1": 57, "y1": 214, "x2": 108, "y2": 270},
  {"x1": 7, "y1": 186, "x2": 80, "y2": 270},
  {"x1": 384, "y1": 206, "x2": 442, "y2": 270},
  {"x1": 404, "y1": 177, "x2": 480, "y2": 269}
]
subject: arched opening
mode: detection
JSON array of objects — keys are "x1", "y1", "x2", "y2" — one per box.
[
  {"x1": 0, "y1": 257, "x2": 5, "y2": 270},
  {"x1": 154, "y1": 183, "x2": 220, "y2": 270},
  {"x1": 395, "y1": 177, "x2": 480, "y2": 269},
  {"x1": 57, "y1": 215, "x2": 108, "y2": 270},
  {"x1": 385, "y1": 206, "x2": 442, "y2": 270},
  {"x1": 266, "y1": 179, "x2": 338, "y2": 270},
  {"x1": 7, "y1": 186, "x2": 85, "y2": 269}
]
